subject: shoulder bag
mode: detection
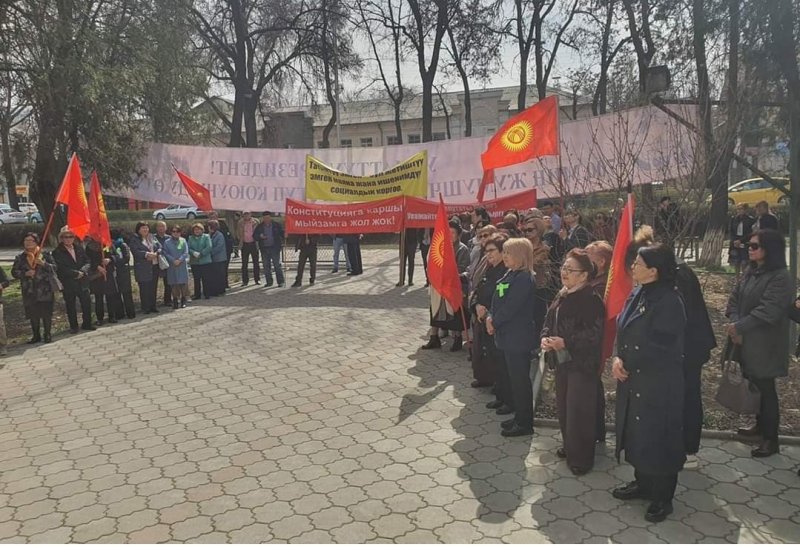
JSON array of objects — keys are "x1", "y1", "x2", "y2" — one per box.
[{"x1": 714, "y1": 340, "x2": 760, "y2": 415}]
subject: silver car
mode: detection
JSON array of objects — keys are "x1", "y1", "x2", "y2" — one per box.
[
  {"x1": 0, "y1": 204, "x2": 29, "y2": 224},
  {"x1": 152, "y1": 205, "x2": 208, "y2": 220}
]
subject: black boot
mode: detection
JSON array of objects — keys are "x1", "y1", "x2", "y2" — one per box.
[
  {"x1": 42, "y1": 317, "x2": 52, "y2": 343},
  {"x1": 172, "y1": 301, "x2": 179, "y2": 309},
  {"x1": 450, "y1": 336, "x2": 463, "y2": 352},
  {"x1": 752, "y1": 439, "x2": 779, "y2": 458},
  {"x1": 421, "y1": 335, "x2": 441, "y2": 350},
  {"x1": 28, "y1": 319, "x2": 41, "y2": 344}
]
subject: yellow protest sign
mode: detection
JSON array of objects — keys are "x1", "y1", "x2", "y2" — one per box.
[{"x1": 305, "y1": 152, "x2": 428, "y2": 202}]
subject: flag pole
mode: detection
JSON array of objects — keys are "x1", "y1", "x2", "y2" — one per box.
[
  {"x1": 42, "y1": 153, "x2": 77, "y2": 246},
  {"x1": 397, "y1": 196, "x2": 407, "y2": 287}
]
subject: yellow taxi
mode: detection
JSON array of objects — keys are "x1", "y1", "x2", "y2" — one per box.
[{"x1": 727, "y1": 177, "x2": 790, "y2": 206}]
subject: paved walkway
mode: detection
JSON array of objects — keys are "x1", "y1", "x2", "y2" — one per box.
[{"x1": 0, "y1": 250, "x2": 798, "y2": 543}]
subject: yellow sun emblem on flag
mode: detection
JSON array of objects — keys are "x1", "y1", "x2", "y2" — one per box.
[
  {"x1": 430, "y1": 230, "x2": 446, "y2": 267},
  {"x1": 501, "y1": 121, "x2": 534, "y2": 152}
]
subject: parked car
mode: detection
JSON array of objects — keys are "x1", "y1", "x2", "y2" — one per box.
[
  {"x1": 0, "y1": 204, "x2": 28, "y2": 224},
  {"x1": 152, "y1": 205, "x2": 208, "y2": 220},
  {"x1": 16, "y1": 202, "x2": 38, "y2": 215},
  {"x1": 29, "y1": 212, "x2": 43, "y2": 223},
  {"x1": 727, "y1": 177, "x2": 790, "y2": 207}
]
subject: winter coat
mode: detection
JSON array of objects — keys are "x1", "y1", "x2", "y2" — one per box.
[
  {"x1": 209, "y1": 230, "x2": 227, "y2": 262},
  {"x1": 11, "y1": 251, "x2": 57, "y2": 315},
  {"x1": 726, "y1": 265, "x2": 795, "y2": 379},
  {"x1": 52, "y1": 243, "x2": 91, "y2": 293},
  {"x1": 676, "y1": 263, "x2": 716, "y2": 367},
  {"x1": 614, "y1": 282, "x2": 687, "y2": 475},
  {"x1": 129, "y1": 236, "x2": 162, "y2": 284},
  {"x1": 253, "y1": 221, "x2": 284, "y2": 249},
  {"x1": 541, "y1": 284, "x2": 605, "y2": 376},
  {"x1": 295, "y1": 234, "x2": 319, "y2": 251},
  {"x1": 110, "y1": 240, "x2": 133, "y2": 293},
  {"x1": 162, "y1": 237, "x2": 190, "y2": 285},
  {"x1": 489, "y1": 269, "x2": 537, "y2": 353},
  {"x1": 728, "y1": 214, "x2": 755, "y2": 250},
  {"x1": 188, "y1": 233, "x2": 212, "y2": 265},
  {"x1": 85, "y1": 242, "x2": 115, "y2": 295}
]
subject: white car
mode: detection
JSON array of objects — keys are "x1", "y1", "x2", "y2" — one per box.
[
  {"x1": 16, "y1": 202, "x2": 38, "y2": 215},
  {"x1": 0, "y1": 204, "x2": 28, "y2": 224},
  {"x1": 152, "y1": 205, "x2": 208, "y2": 220}
]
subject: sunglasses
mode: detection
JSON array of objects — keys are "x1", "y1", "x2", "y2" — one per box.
[{"x1": 747, "y1": 242, "x2": 761, "y2": 250}]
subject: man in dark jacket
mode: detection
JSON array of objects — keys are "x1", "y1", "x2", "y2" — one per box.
[
  {"x1": 728, "y1": 204, "x2": 755, "y2": 279},
  {"x1": 753, "y1": 200, "x2": 779, "y2": 231},
  {"x1": 253, "y1": 211, "x2": 285, "y2": 287},
  {"x1": 560, "y1": 211, "x2": 592, "y2": 252},
  {"x1": 52, "y1": 227, "x2": 96, "y2": 333},
  {"x1": 292, "y1": 234, "x2": 318, "y2": 287}
]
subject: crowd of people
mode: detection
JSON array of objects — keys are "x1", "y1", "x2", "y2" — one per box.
[{"x1": 413, "y1": 202, "x2": 798, "y2": 523}]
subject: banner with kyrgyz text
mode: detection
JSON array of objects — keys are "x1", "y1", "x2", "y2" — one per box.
[
  {"x1": 285, "y1": 197, "x2": 405, "y2": 234},
  {"x1": 404, "y1": 189, "x2": 537, "y2": 228},
  {"x1": 305, "y1": 152, "x2": 428, "y2": 201}
]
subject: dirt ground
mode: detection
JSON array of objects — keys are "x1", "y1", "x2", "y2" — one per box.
[{"x1": 537, "y1": 270, "x2": 800, "y2": 436}]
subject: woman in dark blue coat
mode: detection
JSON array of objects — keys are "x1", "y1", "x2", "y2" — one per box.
[
  {"x1": 486, "y1": 237, "x2": 538, "y2": 438},
  {"x1": 129, "y1": 222, "x2": 162, "y2": 314},
  {"x1": 611, "y1": 243, "x2": 687, "y2": 523}
]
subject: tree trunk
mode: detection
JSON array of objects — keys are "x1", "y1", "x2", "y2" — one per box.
[
  {"x1": 0, "y1": 122, "x2": 19, "y2": 209},
  {"x1": 243, "y1": 91, "x2": 259, "y2": 148},
  {"x1": 228, "y1": 92, "x2": 245, "y2": 148},
  {"x1": 517, "y1": 54, "x2": 528, "y2": 111},
  {"x1": 31, "y1": 112, "x2": 64, "y2": 243},
  {"x1": 461, "y1": 75, "x2": 472, "y2": 138},
  {"x1": 421, "y1": 74, "x2": 434, "y2": 142}
]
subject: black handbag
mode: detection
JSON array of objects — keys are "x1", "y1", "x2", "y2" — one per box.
[{"x1": 715, "y1": 340, "x2": 761, "y2": 415}]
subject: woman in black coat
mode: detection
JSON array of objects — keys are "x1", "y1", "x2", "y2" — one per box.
[
  {"x1": 726, "y1": 228, "x2": 794, "y2": 458},
  {"x1": 129, "y1": 222, "x2": 162, "y2": 314},
  {"x1": 472, "y1": 234, "x2": 511, "y2": 411},
  {"x1": 11, "y1": 233, "x2": 57, "y2": 343},
  {"x1": 111, "y1": 229, "x2": 135, "y2": 319},
  {"x1": 611, "y1": 243, "x2": 687, "y2": 523},
  {"x1": 486, "y1": 237, "x2": 537, "y2": 438}
]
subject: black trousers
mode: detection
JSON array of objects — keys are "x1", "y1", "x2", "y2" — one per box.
[
  {"x1": 419, "y1": 244, "x2": 430, "y2": 283},
  {"x1": 94, "y1": 292, "x2": 121, "y2": 322},
  {"x1": 296, "y1": 247, "x2": 317, "y2": 283},
  {"x1": 63, "y1": 288, "x2": 92, "y2": 329},
  {"x1": 191, "y1": 264, "x2": 209, "y2": 298},
  {"x1": 683, "y1": 362, "x2": 704, "y2": 454},
  {"x1": 504, "y1": 350, "x2": 534, "y2": 429},
  {"x1": 138, "y1": 281, "x2": 156, "y2": 312},
  {"x1": 119, "y1": 291, "x2": 136, "y2": 318},
  {"x1": 750, "y1": 377, "x2": 780, "y2": 441},
  {"x1": 404, "y1": 248, "x2": 415, "y2": 283},
  {"x1": 346, "y1": 239, "x2": 363, "y2": 275},
  {"x1": 491, "y1": 347, "x2": 513, "y2": 408},
  {"x1": 596, "y1": 376, "x2": 607, "y2": 442},
  {"x1": 241, "y1": 242, "x2": 260, "y2": 284},
  {"x1": 635, "y1": 469, "x2": 678, "y2": 504}
]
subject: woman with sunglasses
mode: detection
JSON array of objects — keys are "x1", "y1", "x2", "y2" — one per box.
[
  {"x1": 726, "y1": 228, "x2": 794, "y2": 458},
  {"x1": 162, "y1": 225, "x2": 191, "y2": 308},
  {"x1": 541, "y1": 249, "x2": 605, "y2": 475},
  {"x1": 12, "y1": 233, "x2": 57, "y2": 344},
  {"x1": 130, "y1": 221, "x2": 162, "y2": 314}
]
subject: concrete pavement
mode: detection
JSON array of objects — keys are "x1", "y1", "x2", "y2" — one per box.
[{"x1": 0, "y1": 250, "x2": 798, "y2": 543}]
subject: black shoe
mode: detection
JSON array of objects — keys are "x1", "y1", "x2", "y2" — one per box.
[
  {"x1": 496, "y1": 405, "x2": 514, "y2": 415},
  {"x1": 309, "y1": 280, "x2": 315, "y2": 285},
  {"x1": 26, "y1": 336, "x2": 41, "y2": 344},
  {"x1": 450, "y1": 337, "x2": 463, "y2": 352},
  {"x1": 501, "y1": 418, "x2": 515, "y2": 429},
  {"x1": 570, "y1": 466, "x2": 590, "y2": 476},
  {"x1": 69, "y1": 327, "x2": 80, "y2": 334},
  {"x1": 471, "y1": 380, "x2": 492, "y2": 388},
  {"x1": 486, "y1": 400, "x2": 503, "y2": 409},
  {"x1": 752, "y1": 440, "x2": 780, "y2": 458},
  {"x1": 421, "y1": 336, "x2": 441, "y2": 350},
  {"x1": 95, "y1": 320, "x2": 104, "y2": 326},
  {"x1": 556, "y1": 447, "x2": 567, "y2": 459},
  {"x1": 612, "y1": 481, "x2": 648, "y2": 501},
  {"x1": 150, "y1": 308, "x2": 159, "y2": 314},
  {"x1": 501, "y1": 424, "x2": 533, "y2": 437},
  {"x1": 291, "y1": 281, "x2": 301, "y2": 288},
  {"x1": 645, "y1": 501, "x2": 673, "y2": 523},
  {"x1": 82, "y1": 325, "x2": 97, "y2": 331},
  {"x1": 331, "y1": 269, "x2": 338, "y2": 273},
  {"x1": 265, "y1": 281, "x2": 273, "y2": 287},
  {"x1": 172, "y1": 301, "x2": 179, "y2": 309},
  {"x1": 737, "y1": 424, "x2": 762, "y2": 438},
  {"x1": 408, "y1": 281, "x2": 414, "y2": 286},
  {"x1": 180, "y1": 300, "x2": 187, "y2": 309},
  {"x1": 347, "y1": 272, "x2": 356, "y2": 276},
  {"x1": 43, "y1": 335, "x2": 52, "y2": 344},
  {"x1": 109, "y1": 318, "x2": 118, "y2": 324},
  {"x1": 254, "y1": 281, "x2": 260, "y2": 285},
  {"x1": 242, "y1": 282, "x2": 248, "y2": 287}
]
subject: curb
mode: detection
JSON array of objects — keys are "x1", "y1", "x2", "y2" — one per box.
[{"x1": 533, "y1": 418, "x2": 800, "y2": 446}]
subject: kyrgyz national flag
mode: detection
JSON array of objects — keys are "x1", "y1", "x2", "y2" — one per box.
[
  {"x1": 87, "y1": 171, "x2": 112, "y2": 247},
  {"x1": 428, "y1": 195, "x2": 463, "y2": 313},
  {"x1": 478, "y1": 95, "x2": 560, "y2": 202},
  {"x1": 55, "y1": 153, "x2": 91, "y2": 239},
  {"x1": 173, "y1": 166, "x2": 213, "y2": 212},
  {"x1": 602, "y1": 193, "x2": 635, "y2": 361}
]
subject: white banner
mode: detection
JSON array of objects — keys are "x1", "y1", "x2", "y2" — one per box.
[{"x1": 112, "y1": 105, "x2": 697, "y2": 212}]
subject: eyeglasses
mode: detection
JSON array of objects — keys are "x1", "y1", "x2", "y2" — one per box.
[
  {"x1": 560, "y1": 266, "x2": 585, "y2": 274},
  {"x1": 522, "y1": 228, "x2": 537, "y2": 234},
  {"x1": 747, "y1": 242, "x2": 761, "y2": 250}
]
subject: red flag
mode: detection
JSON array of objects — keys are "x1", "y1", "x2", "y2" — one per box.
[
  {"x1": 428, "y1": 195, "x2": 463, "y2": 312},
  {"x1": 602, "y1": 193, "x2": 635, "y2": 361},
  {"x1": 87, "y1": 171, "x2": 112, "y2": 247},
  {"x1": 478, "y1": 96, "x2": 560, "y2": 202},
  {"x1": 54, "y1": 153, "x2": 91, "y2": 239},
  {"x1": 174, "y1": 167, "x2": 213, "y2": 212}
]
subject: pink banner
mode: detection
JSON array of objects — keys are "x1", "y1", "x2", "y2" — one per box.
[
  {"x1": 285, "y1": 197, "x2": 405, "y2": 234},
  {"x1": 404, "y1": 189, "x2": 537, "y2": 228}
]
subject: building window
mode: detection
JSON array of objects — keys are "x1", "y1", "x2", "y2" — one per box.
[
  {"x1": 432, "y1": 132, "x2": 446, "y2": 141},
  {"x1": 486, "y1": 128, "x2": 496, "y2": 135},
  {"x1": 408, "y1": 134, "x2": 421, "y2": 144},
  {"x1": 360, "y1": 137, "x2": 373, "y2": 148},
  {"x1": 340, "y1": 139, "x2": 352, "y2": 148},
  {"x1": 386, "y1": 135, "x2": 400, "y2": 145}
]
